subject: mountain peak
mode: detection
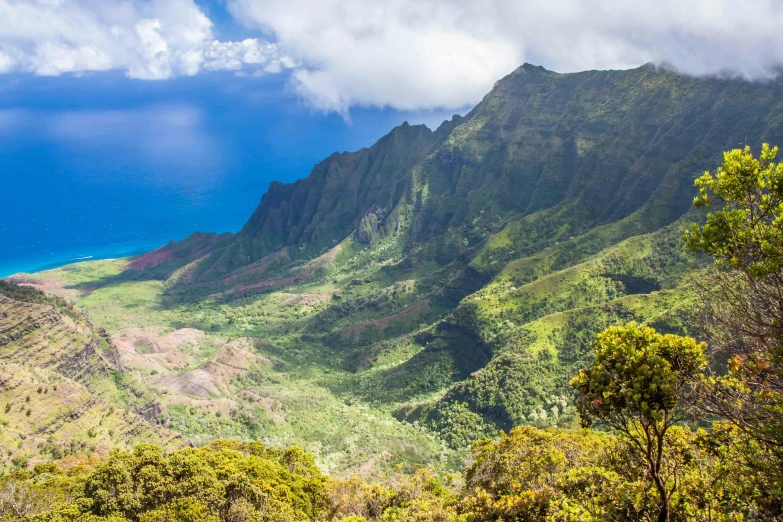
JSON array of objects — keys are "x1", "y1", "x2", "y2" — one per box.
[{"x1": 520, "y1": 62, "x2": 552, "y2": 73}]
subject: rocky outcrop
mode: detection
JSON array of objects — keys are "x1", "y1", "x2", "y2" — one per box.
[
  {"x1": 0, "y1": 297, "x2": 61, "y2": 347},
  {"x1": 356, "y1": 204, "x2": 387, "y2": 244},
  {"x1": 179, "y1": 120, "x2": 459, "y2": 281},
  {"x1": 0, "y1": 362, "x2": 187, "y2": 470}
]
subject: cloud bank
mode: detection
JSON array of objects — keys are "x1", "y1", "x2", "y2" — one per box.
[
  {"x1": 228, "y1": 0, "x2": 783, "y2": 112},
  {"x1": 2, "y1": 0, "x2": 783, "y2": 112},
  {"x1": 0, "y1": 0, "x2": 289, "y2": 78}
]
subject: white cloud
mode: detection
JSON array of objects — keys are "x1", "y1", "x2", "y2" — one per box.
[
  {"x1": 32, "y1": 41, "x2": 113, "y2": 76},
  {"x1": 203, "y1": 39, "x2": 292, "y2": 73},
  {"x1": 227, "y1": 0, "x2": 783, "y2": 113},
  {"x1": 2, "y1": 0, "x2": 783, "y2": 114},
  {"x1": 0, "y1": 48, "x2": 14, "y2": 72},
  {"x1": 0, "y1": 0, "x2": 282, "y2": 79}
]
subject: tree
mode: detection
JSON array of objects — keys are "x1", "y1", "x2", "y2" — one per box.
[
  {"x1": 570, "y1": 322, "x2": 706, "y2": 522},
  {"x1": 0, "y1": 478, "x2": 62, "y2": 520},
  {"x1": 460, "y1": 426, "x2": 611, "y2": 521},
  {"x1": 684, "y1": 143, "x2": 783, "y2": 513},
  {"x1": 28, "y1": 441, "x2": 327, "y2": 522}
]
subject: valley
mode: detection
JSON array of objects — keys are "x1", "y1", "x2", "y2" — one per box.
[{"x1": 3, "y1": 61, "x2": 783, "y2": 520}]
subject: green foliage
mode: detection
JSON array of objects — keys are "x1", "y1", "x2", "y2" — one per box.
[
  {"x1": 323, "y1": 469, "x2": 463, "y2": 522},
  {"x1": 686, "y1": 143, "x2": 783, "y2": 277},
  {"x1": 684, "y1": 143, "x2": 783, "y2": 516},
  {"x1": 29, "y1": 441, "x2": 325, "y2": 522},
  {"x1": 7, "y1": 75, "x2": 783, "y2": 522},
  {"x1": 460, "y1": 426, "x2": 609, "y2": 520},
  {"x1": 0, "y1": 280, "x2": 81, "y2": 322},
  {"x1": 9, "y1": 64, "x2": 755, "y2": 468},
  {"x1": 457, "y1": 425, "x2": 751, "y2": 521},
  {"x1": 570, "y1": 322, "x2": 705, "y2": 425}
]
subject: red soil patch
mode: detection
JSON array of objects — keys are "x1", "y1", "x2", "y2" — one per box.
[
  {"x1": 7, "y1": 278, "x2": 66, "y2": 291},
  {"x1": 151, "y1": 368, "x2": 227, "y2": 398},
  {"x1": 113, "y1": 327, "x2": 206, "y2": 374},
  {"x1": 7, "y1": 277, "x2": 84, "y2": 299},
  {"x1": 146, "y1": 337, "x2": 268, "y2": 399},
  {"x1": 214, "y1": 337, "x2": 269, "y2": 369},
  {"x1": 127, "y1": 245, "x2": 175, "y2": 270},
  {"x1": 127, "y1": 233, "x2": 222, "y2": 271}
]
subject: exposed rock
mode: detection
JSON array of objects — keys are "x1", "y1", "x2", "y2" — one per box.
[{"x1": 356, "y1": 204, "x2": 386, "y2": 244}]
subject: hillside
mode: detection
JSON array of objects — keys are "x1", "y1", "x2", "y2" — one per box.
[
  {"x1": 0, "y1": 282, "x2": 186, "y2": 471},
  {"x1": 6, "y1": 63, "x2": 783, "y2": 470}
]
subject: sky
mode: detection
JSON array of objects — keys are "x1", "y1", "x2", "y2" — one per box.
[
  {"x1": 2, "y1": 0, "x2": 783, "y2": 113},
  {"x1": 1, "y1": 0, "x2": 782, "y2": 276}
]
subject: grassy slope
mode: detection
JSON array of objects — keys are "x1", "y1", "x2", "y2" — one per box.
[
  {"x1": 0, "y1": 363, "x2": 184, "y2": 472},
  {"x1": 11, "y1": 254, "x2": 453, "y2": 476},
  {"x1": 351, "y1": 214, "x2": 705, "y2": 445},
  {"x1": 10, "y1": 209, "x2": 704, "y2": 465}
]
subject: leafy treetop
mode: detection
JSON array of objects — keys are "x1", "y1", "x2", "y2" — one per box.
[
  {"x1": 570, "y1": 322, "x2": 706, "y2": 426},
  {"x1": 685, "y1": 143, "x2": 783, "y2": 277}
]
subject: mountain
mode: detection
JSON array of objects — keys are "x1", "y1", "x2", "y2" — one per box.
[
  {"x1": 8, "y1": 63, "x2": 783, "y2": 467},
  {"x1": 176, "y1": 63, "x2": 783, "y2": 285}
]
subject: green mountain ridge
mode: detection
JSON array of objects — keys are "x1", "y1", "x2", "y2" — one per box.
[
  {"x1": 152, "y1": 62, "x2": 783, "y2": 302},
  {"x1": 6, "y1": 62, "x2": 783, "y2": 471}
]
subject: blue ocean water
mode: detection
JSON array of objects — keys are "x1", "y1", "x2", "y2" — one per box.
[{"x1": 0, "y1": 72, "x2": 460, "y2": 277}]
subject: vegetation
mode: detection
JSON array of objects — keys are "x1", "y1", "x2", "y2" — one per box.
[
  {"x1": 1, "y1": 140, "x2": 781, "y2": 518},
  {"x1": 570, "y1": 323, "x2": 706, "y2": 522},
  {"x1": 4, "y1": 63, "x2": 783, "y2": 519},
  {"x1": 0, "y1": 424, "x2": 769, "y2": 520},
  {"x1": 685, "y1": 143, "x2": 783, "y2": 515}
]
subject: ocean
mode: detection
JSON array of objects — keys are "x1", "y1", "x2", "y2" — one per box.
[{"x1": 0, "y1": 72, "x2": 459, "y2": 277}]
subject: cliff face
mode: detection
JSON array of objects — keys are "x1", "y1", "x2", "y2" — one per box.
[
  {"x1": 0, "y1": 294, "x2": 118, "y2": 381},
  {"x1": 400, "y1": 63, "x2": 783, "y2": 254},
  {"x1": 0, "y1": 361, "x2": 186, "y2": 471},
  {"x1": 174, "y1": 63, "x2": 783, "y2": 288},
  {"x1": 187, "y1": 120, "x2": 457, "y2": 279}
]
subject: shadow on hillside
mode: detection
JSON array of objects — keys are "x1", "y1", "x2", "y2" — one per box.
[{"x1": 65, "y1": 263, "x2": 177, "y2": 292}]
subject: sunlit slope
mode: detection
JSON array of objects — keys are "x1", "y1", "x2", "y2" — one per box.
[{"x1": 0, "y1": 284, "x2": 186, "y2": 471}]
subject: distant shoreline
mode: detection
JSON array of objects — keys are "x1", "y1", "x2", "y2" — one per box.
[{"x1": 0, "y1": 242, "x2": 162, "y2": 278}]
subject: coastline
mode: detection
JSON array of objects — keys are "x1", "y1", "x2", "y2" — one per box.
[{"x1": 0, "y1": 239, "x2": 167, "y2": 278}]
